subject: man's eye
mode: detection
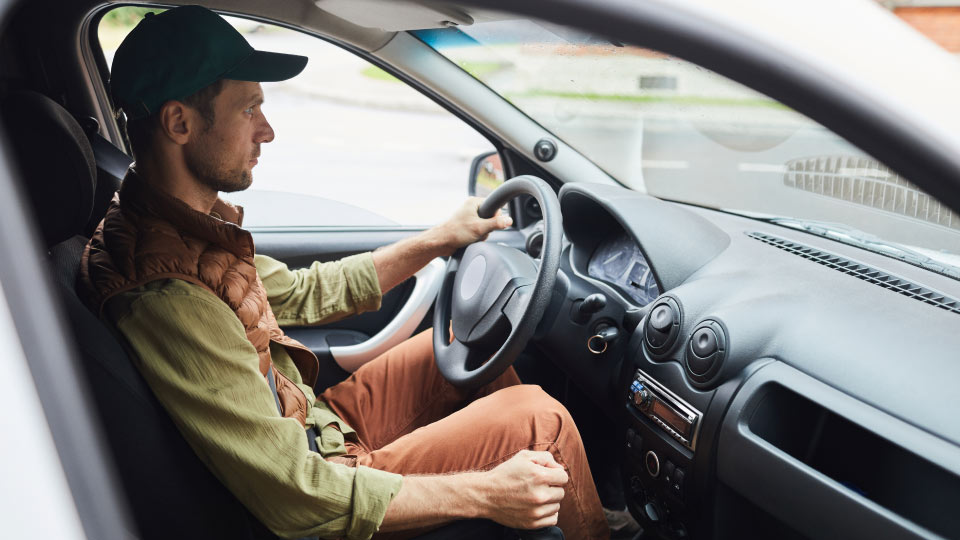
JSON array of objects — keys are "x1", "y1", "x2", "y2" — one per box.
[{"x1": 244, "y1": 107, "x2": 254, "y2": 114}]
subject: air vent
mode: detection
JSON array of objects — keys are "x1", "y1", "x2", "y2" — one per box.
[
  {"x1": 747, "y1": 232, "x2": 960, "y2": 315},
  {"x1": 644, "y1": 296, "x2": 682, "y2": 357},
  {"x1": 685, "y1": 319, "x2": 727, "y2": 385}
]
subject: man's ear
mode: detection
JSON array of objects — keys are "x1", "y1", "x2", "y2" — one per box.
[{"x1": 157, "y1": 100, "x2": 193, "y2": 146}]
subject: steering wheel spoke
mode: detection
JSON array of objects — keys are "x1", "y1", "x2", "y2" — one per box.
[
  {"x1": 502, "y1": 284, "x2": 533, "y2": 329},
  {"x1": 437, "y1": 338, "x2": 494, "y2": 377}
]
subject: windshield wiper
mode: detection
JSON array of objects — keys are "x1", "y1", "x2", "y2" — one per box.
[{"x1": 757, "y1": 217, "x2": 960, "y2": 281}]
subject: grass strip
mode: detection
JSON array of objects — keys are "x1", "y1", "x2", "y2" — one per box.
[{"x1": 507, "y1": 89, "x2": 789, "y2": 109}]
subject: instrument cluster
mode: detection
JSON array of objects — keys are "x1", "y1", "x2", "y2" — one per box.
[{"x1": 586, "y1": 233, "x2": 660, "y2": 306}]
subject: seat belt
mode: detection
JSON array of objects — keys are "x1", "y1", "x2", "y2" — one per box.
[
  {"x1": 266, "y1": 365, "x2": 321, "y2": 453},
  {"x1": 72, "y1": 115, "x2": 134, "y2": 179},
  {"x1": 89, "y1": 132, "x2": 133, "y2": 179},
  {"x1": 265, "y1": 365, "x2": 284, "y2": 415}
]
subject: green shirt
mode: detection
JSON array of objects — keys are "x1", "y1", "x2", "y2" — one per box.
[{"x1": 104, "y1": 253, "x2": 403, "y2": 540}]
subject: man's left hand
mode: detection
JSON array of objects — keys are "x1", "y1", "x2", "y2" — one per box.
[{"x1": 430, "y1": 197, "x2": 513, "y2": 256}]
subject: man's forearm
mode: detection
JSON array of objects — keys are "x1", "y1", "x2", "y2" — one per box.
[
  {"x1": 378, "y1": 471, "x2": 485, "y2": 532},
  {"x1": 371, "y1": 228, "x2": 451, "y2": 294}
]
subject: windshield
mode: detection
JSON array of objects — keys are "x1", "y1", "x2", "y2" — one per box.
[{"x1": 414, "y1": 19, "x2": 960, "y2": 275}]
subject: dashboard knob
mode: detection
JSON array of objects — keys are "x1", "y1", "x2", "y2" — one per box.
[
  {"x1": 633, "y1": 388, "x2": 652, "y2": 411},
  {"x1": 650, "y1": 304, "x2": 674, "y2": 332},
  {"x1": 691, "y1": 327, "x2": 718, "y2": 358}
]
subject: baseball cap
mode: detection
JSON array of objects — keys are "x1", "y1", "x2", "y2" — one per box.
[{"x1": 110, "y1": 5, "x2": 308, "y2": 120}]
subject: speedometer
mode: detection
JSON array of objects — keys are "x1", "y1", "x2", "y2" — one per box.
[{"x1": 587, "y1": 233, "x2": 660, "y2": 306}]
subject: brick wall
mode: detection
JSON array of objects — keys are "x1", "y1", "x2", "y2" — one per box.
[{"x1": 894, "y1": 6, "x2": 960, "y2": 53}]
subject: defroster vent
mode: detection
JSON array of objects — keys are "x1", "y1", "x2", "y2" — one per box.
[{"x1": 747, "y1": 232, "x2": 960, "y2": 316}]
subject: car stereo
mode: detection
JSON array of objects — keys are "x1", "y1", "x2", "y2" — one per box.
[{"x1": 629, "y1": 370, "x2": 702, "y2": 451}]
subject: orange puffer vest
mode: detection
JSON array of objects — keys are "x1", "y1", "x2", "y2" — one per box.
[{"x1": 80, "y1": 172, "x2": 318, "y2": 426}]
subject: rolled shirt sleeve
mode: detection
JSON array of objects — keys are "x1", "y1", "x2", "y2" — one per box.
[
  {"x1": 106, "y1": 280, "x2": 401, "y2": 539},
  {"x1": 256, "y1": 253, "x2": 382, "y2": 326}
]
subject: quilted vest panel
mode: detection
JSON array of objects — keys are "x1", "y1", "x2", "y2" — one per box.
[{"x1": 79, "y1": 172, "x2": 318, "y2": 426}]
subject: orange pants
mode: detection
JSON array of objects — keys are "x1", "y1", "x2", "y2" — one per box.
[{"x1": 320, "y1": 329, "x2": 609, "y2": 540}]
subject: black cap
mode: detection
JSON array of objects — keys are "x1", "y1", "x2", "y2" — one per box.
[{"x1": 111, "y1": 5, "x2": 307, "y2": 120}]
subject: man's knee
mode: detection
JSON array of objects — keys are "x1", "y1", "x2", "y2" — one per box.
[{"x1": 493, "y1": 384, "x2": 574, "y2": 430}]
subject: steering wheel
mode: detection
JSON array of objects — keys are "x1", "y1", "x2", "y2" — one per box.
[{"x1": 433, "y1": 175, "x2": 562, "y2": 389}]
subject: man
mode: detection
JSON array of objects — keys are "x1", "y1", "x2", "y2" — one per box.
[{"x1": 80, "y1": 6, "x2": 608, "y2": 540}]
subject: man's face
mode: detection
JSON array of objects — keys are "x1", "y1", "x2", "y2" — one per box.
[{"x1": 183, "y1": 80, "x2": 274, "y2": 193}]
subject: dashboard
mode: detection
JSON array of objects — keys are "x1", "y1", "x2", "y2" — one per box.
[
  {"x1": 531, "y1": 182, "x2": 960, "y2": 540},
  {"x1": 586, "y1": 233, "x2": 660, "y2": 306}
]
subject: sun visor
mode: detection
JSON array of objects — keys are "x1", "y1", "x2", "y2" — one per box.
[{"x1": 314, "y1": 0, "x2": 473, "y2": 31}]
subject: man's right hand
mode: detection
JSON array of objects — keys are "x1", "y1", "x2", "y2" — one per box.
[
  {"x1": 378, "y1": 449, "x2": 569, "y2": 533},
  {"x1": 480, "y1": 450, "x2": 569, "y2": 529}
]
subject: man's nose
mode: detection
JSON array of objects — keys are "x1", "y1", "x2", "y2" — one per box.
[{"x1": 256, "y1": 113, "x2": 275, "y2": 144}]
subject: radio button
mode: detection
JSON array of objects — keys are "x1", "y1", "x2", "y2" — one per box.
[
  {"x1": 664, "y1": 460, "x2": 676, "y2": 485},
  {"x1": 645, "y1": 450, "x2": 661, "y2": 477},
  {"x1": 629, "y1": 475, "x2": 644, "y2": 496},
  {"x1": 670, "y1": 467, "x2": 686, "y2": 499},
  {"x1": 626, "y1": 427, "x2": 644, "y2": 454}
]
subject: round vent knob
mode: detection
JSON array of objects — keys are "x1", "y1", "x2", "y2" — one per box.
[
  {"x1": 644, "y1": 297, "x2": 682, "y2": 357},
  {"x1": 650, "y1": 304, "x2": 674, "y2": 332},
  {"x1": 685, "y1": 319, "x2": 727, "y2": 383},
  {"x1": 691, "y1": 327, "x2": 718, "y2": 359}
]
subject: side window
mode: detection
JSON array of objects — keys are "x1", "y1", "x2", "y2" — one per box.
[{"x1": 97, "y1": 8, "x2": 497, "y2": 227}]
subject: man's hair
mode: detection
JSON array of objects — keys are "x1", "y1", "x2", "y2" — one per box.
[{"x1": 121, "y1": 79, "x2": 226, "y2": 159}]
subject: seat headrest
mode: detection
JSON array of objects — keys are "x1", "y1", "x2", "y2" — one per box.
[{"x1": 0, "y1": 90, "x2": 96, "y2": 247}]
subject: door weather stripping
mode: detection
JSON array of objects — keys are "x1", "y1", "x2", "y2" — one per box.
[{"x1": 331, "y1": 257, "x2": 445, "y2": 372}]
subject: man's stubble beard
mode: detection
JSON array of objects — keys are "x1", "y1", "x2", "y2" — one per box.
[{"x1": 184, "y1": 131, "x2": 254, "y2": 194}]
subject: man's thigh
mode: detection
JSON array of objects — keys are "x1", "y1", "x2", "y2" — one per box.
[
  {"x1": 320, "y1": 329, "x2": 519, "y2": 451},
  {"x1": 356, "y1": 384, "x2": 568, "y2": 475}
]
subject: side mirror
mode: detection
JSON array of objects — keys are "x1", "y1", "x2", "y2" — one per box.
[{"x1": 468, "y1": 151, "x2": 505, "y2": 197}]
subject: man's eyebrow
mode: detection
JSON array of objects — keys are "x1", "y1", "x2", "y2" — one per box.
[{"x1": 247, "y1": 94, "x2": 264, "y2": 106}]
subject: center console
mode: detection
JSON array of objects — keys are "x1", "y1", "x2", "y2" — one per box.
[{"x1": 623, "y1": 369, "x2": 702, "y2": 539}]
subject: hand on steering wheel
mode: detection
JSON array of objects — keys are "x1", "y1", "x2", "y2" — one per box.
[{"x1": 432, "y1": 176, "x2": 562, "y2": 389}]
